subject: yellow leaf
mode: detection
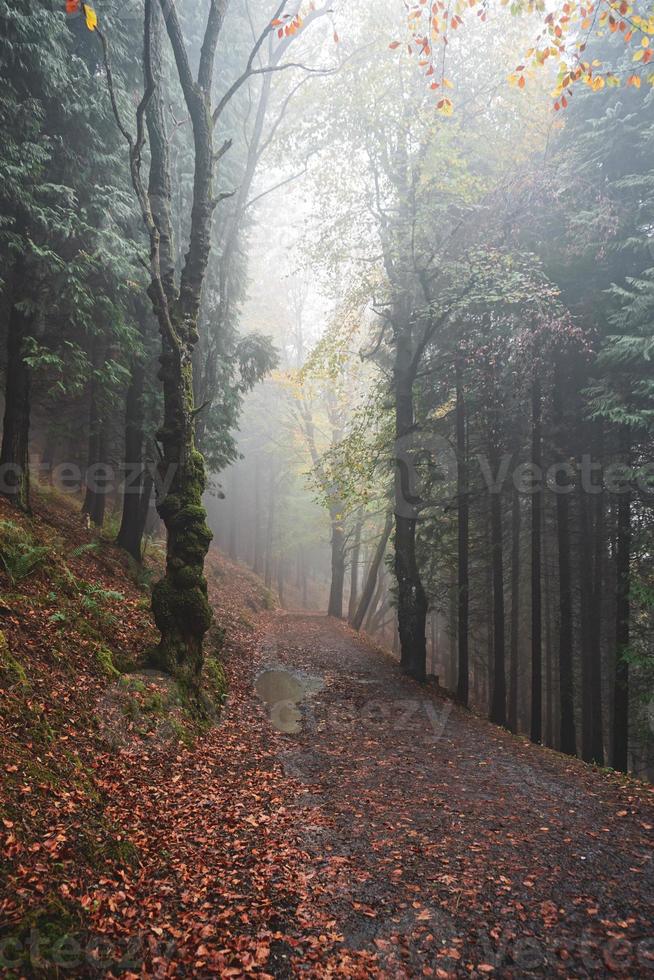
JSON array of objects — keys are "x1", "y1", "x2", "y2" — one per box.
[
  {"x1": 634, "y1": 48, "x2": 645, "y2": 60},
  {"x1": 83, "y1": 3, "x2": 97, "y2": 29}
]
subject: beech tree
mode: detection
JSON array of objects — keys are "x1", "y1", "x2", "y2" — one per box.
[{"x1": 95, "y1": 0, "x2": 333, "y2": 686}]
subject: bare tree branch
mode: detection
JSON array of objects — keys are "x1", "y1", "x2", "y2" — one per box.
[
  {"x1": 212, "y1": 0, "x2": 290, "y2": 124},
  {"x1": 244, "y1": 148, "x2": 319, "y2": 211}
]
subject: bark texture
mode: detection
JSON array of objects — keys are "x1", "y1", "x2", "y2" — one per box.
[{"x1": 0, "y1": 258, "x2": 32, "y2": 512}]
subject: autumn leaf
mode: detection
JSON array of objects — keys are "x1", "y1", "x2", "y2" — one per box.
[{"x1": 83, "y1": 3, "x2": 97, "y2": 30}]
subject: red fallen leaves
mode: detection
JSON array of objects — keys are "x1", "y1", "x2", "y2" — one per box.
[{"x1": 3, "y1": 493, "x2": 654, "y2": 977}]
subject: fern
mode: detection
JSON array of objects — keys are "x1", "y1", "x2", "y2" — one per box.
[{"x1": 0, "y1": 521, "x2": 50, "y2": 584}]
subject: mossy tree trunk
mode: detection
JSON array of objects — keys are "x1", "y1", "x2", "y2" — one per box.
[
  {"x1": 101, "y1": 0, "x2": 300, "y2": 688},
  {"x1": 100, "y1": 0, "x2": 230, "y2": 689},
  {"x1": 150, "y1": 345, "x2": 213, "y2": 687},
  {"x1": 143, "y1": 0, "x2": 226, "y2": 689}
]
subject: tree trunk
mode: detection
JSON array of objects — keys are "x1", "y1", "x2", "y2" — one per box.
[
  {"x1": 253, "y1": 454, "x2": 264, "y2": 575},
  {"x1": 264, "y1": 465, "x2": 276, "y2": 589},
  {"x1": 544, "y1": 525, "x2": 554, "y2": 748},
  {"x1": 277, "y1": 557, "x2": 285, "y2": 608},
  {"x1": 508, "y1": 488, "x2": 521, "y2": 734},
  {"x1": 327, "y1": 512, "x2": 346, "y2": 618},
  {"x1": 489, "y1": 478, "x2": 506, "y2": 726},
  {"x1": 365, "y1": 572, "x2": 386, "y2": 633},
  {"x1": 394, "y1": 360, "x2": 428, "y2": 680},
  {"x1": 82, "y1": 345, "x2": 108, "y2": 528},
  {"x1": 578, "y1": 474, "x2": 604, "y2": 763},
  {"x1": 150, "y1": 339, "x2": 213, "y2": 688},
  {"x1": 556, "y1": 474, "x2": 576, "y2": 755},
  {"x1": 114, "y1": 0, "x2": 221, "y2": 690},
  {"x1": 352, "y1": 513, "x2": 393, "y2": 632},
  {"x1": 40, "y1": 429, "x2": 57, "y2": 485},
  {"x1": 228, "y1": 467, "x2": 238, "y2": 561},
  {"x1": 589, "y1": 428, "x2": 605, "y2": 764},
  {"x1": 456, "y1": 362, "x2": 470, "y2": 705},
  {"x1": 0, "y1": 270, "x2": 32, "y2": 513},
  {"x1": 347, "y1": 512, "x2": 363, "y2": 623},
  {"x1": 136, "y1": 468, "x2": 155, "y2": 546},
  {"x1": 612, "y1": 428, "x2": 631, "y2": 772},
  {"x1": 530, "y1": 374, "x2": 542, "y2": 744},
  {"x1": 117, "y1": 357, "x2": 147, "y2": 561},
  {"x1": 552, "y1": 361, "x2": 576, "y2": 753}
]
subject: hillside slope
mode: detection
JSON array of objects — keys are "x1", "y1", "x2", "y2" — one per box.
[{"x1": 0, "y1": 489, "x2": 273, "y2": 976}]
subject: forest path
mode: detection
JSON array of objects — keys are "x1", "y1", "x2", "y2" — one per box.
[{"x1": 249, "y1": 612, "x2": 654, "y2": 977}]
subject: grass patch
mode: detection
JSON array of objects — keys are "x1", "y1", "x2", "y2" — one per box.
[{"x1": 0, "y1": 631, "x2": 29, "y2": 689}]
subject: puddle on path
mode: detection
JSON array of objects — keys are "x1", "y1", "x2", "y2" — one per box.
[{"x1": 255, "y1": 667, "x2": 324, "y2": 733}]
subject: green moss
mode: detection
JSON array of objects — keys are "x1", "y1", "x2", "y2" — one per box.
[
  {"x1": 261, "y1": 587, "x2": 276, "y2": 610},
  {"x1": 95, "y1": 836, "x2": 139, "y2": 867},
  {"x1": 141, "y1": 690, "x2": 165, "y2": 714},
  {"x1": 167, "y1": 715, "x2": 195, "y2": 748},
  {"x1": 150, "y1": 442, "x2": 213, "y2": 691},
  {"x1": 119, "y1": 676, "x2": 146, "y2": 693},
  {"x1": 157, "y1": 493, "x2": 182, "y2": 522},
  {"x1": 15, "y1": 896, "x2": 83, "y2": 973},
  {"x1": 121, "y1": 697, "x2": 141, "y2": 722},
  {"x1": 75, "y1": 812, "x2": 140, "y2": 871},
  {"x1": 204, "y1": 656, "x2": 228, "y2": 703},
  {"x1": 21, "y1": 758, "x2": 61, "y2": 784},
  {"x1": 95, "y1": 645, "x2": 120, "y2": 679},
  {"x1": 27, "y1": 711, "x2": 56, "y2": 746}
]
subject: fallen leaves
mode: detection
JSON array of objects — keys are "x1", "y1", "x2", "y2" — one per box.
[{"x1": 2, "y1": 493, "x2": 654, "y2": 976}]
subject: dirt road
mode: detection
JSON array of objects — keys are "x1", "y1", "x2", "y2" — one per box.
[{"x1": 247, "y1": 612, "x2": 654, "y2": 977}]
